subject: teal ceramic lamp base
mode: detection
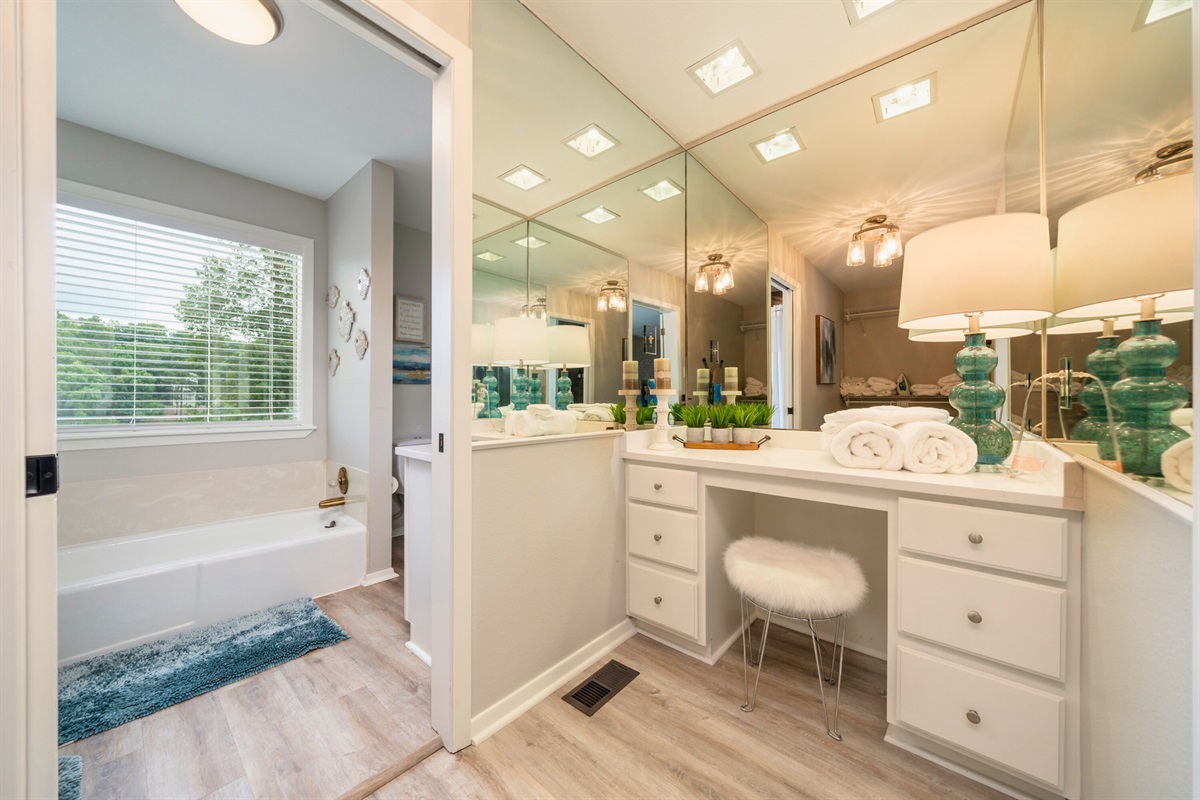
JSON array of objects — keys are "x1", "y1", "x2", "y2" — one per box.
[
  {"x1": 511, "y1": 367, "x2": 530, "y2": 410},
  {"x1": 1109, "y1": 318, "x2": 1188, "y2": 477},
  {"x1": 949, "y1": 332, "x2": 1012, "y2": 466},
  {"x1": 481, "y1": 368, "x2": 501, "y2": 418},
  {"x1": 528, "y1": 371, "x2": 544, "y2": 406},
  {"x1": 555, "y1": 374, "x2": 573, "y2": 410},
  {"x1": 1069, "y1": 335, "x2": 1122, "y2": 456}
]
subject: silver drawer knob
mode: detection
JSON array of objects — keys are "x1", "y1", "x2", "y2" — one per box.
[
  {"x1": 653, "y1": 482, "x2": 663, "y2": 490},
  {"x1": 967, "y1": 611, "x2": 983, "y2": 624},
  {"x1": 653, "y1": 533, "x2": 663, "y2": 542},
  {"x1": 968, "y1": 532, "x2": 983, "y2": 545},
  {"x1": 966, "y1": 709, "x2": 981, "y2": 725},
  {"x1": 654, "y1": 596, "x2": 662, "y2": 605}
]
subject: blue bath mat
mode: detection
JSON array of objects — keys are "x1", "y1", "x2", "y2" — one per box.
[
  {"x1": 58, "y1": 598, "x2": 348, "y2": 744},
  {"x1": 58, "y1": 755, "x2": 81, "y2": 800}
]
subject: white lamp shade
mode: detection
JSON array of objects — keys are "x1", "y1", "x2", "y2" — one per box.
[
  {"x1": 1055, "y1": 174, "x2": 1194, "y2": 318},
  {"x1": 898, "y1": 213, "x2": 1053, "y2": 329},
  {"x1": 908, "y1": 326, "x2": 1035, "y2": 343},
  {"x1": 492, "y1": 316, "x2": 549, "y2": 365},
  {"x1": 471, "y1": 324, "x2": 494, "y2": 366},
  {"x1": 1044, "y1": 310, "x2": 1194, "y2": 336},
  {"x1": 547, "y1": 325, "x2": 591, "y2": 368}
]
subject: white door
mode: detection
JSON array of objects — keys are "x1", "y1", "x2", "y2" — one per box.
[
  {"x1": 770, "y1": 276, "x2": 795, "y2": 428},
  {"x1": 1, "y1": 0, "x2": 59, "y2": 795}
]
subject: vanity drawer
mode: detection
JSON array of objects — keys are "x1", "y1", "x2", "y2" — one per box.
[
  {"x1": 897, "y1": 647, "x2": 1064, "y2": 788},
  {"x1": 627, "y1": 464, "x2": 698, "y2": 510},
  {"x1": 898, "y1": 498, "x2": 1067, "y2": 579},
  {"x1": 899, "y1": 558, "x2": 1065, "y2": 679},
  {"x1": 628, "y1": 503, "x2": 698, "y2": 571},
  {"x1": 628, "y1": 562, "x2": 698, "y2": 640}
]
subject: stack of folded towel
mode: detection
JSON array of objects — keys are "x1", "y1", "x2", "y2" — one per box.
[
  {"x1": 821, "y1": 406, "x2": 976, "y2": 474},
  {"x1": 744, "y1": 377, "x2": 767, "y2": 397},
  {"x1": 909, "y1": 384, "x2": 941, "y2": 397},
  {"x1": 567, "y1": 403, "x2": 615, "y2": 422},
  {"x1": 840, "y1": 376, "x2": 899, "y2": 397},
  {"x1": 1161, "y1": 437, "x2": 1193, "y2": 493},
  {"x1": 840, "y1": 377, "x2": 868, "y2": 397},
  {"x1": 867, "y1": 377, "x2": 897, "y2": 395},
  {"x1": 937, "y1": 373, "x2": 963, "y2": 396},
  {"x1": 507, "y1": 404, "x2": 578, "y2": 437}
]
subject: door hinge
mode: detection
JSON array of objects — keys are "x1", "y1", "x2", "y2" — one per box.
[{"x1": 26, "y1": 454, "x2": 59, "y2": 498}]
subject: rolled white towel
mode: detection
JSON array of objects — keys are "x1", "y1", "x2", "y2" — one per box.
[
  {"x1": 508, "y1": 409, "x2": 578, "y2": 437},
  {"x1": 828, "y1": 421, "x2": 904, "y2": 471},
  {"x1": 939, "y1": 385, "x2": 954, "y2": 397},
  {"x1": 527, "y1": 403, "x2": 555, "y2": 419},
  {"x1": 895, "y1": 422, "x2": 977, "y2": 474},
  {"x1": 867, "y1": 377, "x2": 897, "y2": 391},
  {"x1": 909, "y1": 384, "x2": 941, "y2": 397},
  {"x1": 1170, "y1": 408, "x2": 1193, "y2": 434},
  {"x1": 822, "y1": 405, "x2": 950, "y2": 437},
  {"x1": 938, "y1": 373, "x2": 963, "y2": 387},
  {"x1": 567, "y1": 403, "x2": 615, "y2": 421},
  {"x1": 1161, "y1": 437, "x2": 1193, "y2": 493}
]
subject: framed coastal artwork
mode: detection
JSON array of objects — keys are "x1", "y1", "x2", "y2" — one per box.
[
  {"x1": 393, "y1": 343, "x2": 431, "y2": 385},
  {"x1": 816, "y1": 315, "x2": 836, "y2": 385}
]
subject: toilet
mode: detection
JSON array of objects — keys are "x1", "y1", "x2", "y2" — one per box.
[{"x1": 393, "y1": 438, "x2": 432, "y2": 534}]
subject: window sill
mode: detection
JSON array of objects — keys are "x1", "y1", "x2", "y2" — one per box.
[{"x1": 57, "y1": 424, "x2": 317, "y2": 451}]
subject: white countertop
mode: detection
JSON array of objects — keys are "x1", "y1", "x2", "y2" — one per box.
[{"x1": 622, "y1": 428, "x2": 1084, "y2": 511}]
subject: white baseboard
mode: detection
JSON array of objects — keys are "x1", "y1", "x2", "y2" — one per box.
[
  {"x1": 884, "y1": 725, "x2": 1052, "y2": 800},
  {"x1": 766, "y1": 614, "x2": 887, "y2": 662},
  {"x1": 405, "y1": 639, "x2": 432, "y2": 666},
  {"x1": 361, "y1": 568, "x2": 399, "y2": 586},
  {"x1": 470, "y1": 619, "x2": 637, "y2": 745}
]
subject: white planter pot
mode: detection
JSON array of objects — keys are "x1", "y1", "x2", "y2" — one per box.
[
  {"x1": 710, "y1": 428, "x2": 732, "y2": 444},
  {"x1": 686, "y1": 427, "x2": 706, "y2": 444},
  {"x1": 732, "y1": 427, "x2": 756, "y2": 445}
]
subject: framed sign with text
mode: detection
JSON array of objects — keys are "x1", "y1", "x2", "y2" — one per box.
[{"x1": 394, "y1": 295, "x2": 426, "y2": 344}]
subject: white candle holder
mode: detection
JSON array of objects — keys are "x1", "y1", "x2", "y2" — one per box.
[
  {"x1": 649, "y1": 389, "x2": 677, "y2": 451},
  {"x1": 618, "y1": 390, "x2": 640, "y2": 432},
  {"x1": 722, "y1": 390, "x2": 742, "y2": 405}
]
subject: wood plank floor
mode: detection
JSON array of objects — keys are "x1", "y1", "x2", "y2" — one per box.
[
  {"x1": 60, "y1": 537, "x2": 434, "y2": 800},
  {"x1": 370, "y1": 626, "x2": 1010, "y2": 800}
]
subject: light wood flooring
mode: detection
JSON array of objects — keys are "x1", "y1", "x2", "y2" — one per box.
[
  {"x1": 370, "y1": 626, "x2": 1010, "y2": 800},
  {"x1": 59, "y1": 537, "x2": 435, "y2": 800}
]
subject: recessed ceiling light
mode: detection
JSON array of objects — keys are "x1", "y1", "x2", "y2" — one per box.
[
  {"x1": 751, "y1": 127, "x2": 805, "y2": 163},
  {"x1": 639, "y1": 179, "x2": 684, "y2": 202},
  {"x1": 564, "y1": 125, "x2": 620, "y2": 159},
  {"x1": 579, "y1": 206, "x2": 620, "y2": 225},
  {"x1": 513, "y1": 236, "x2": 549, "y2": 249},
  {"x1": 872, "y1": 73, "x2": 937, "y2": 123},
  {"x1": 841, "y1": 0, "x2": 898, "y2": 25},
  {"x1": 475, "y1": 251, "x2": 504, "y2": 262},
  {"x1": 499, "y1": 165, "x2": 547, "y2": 191},
  {"x1": 1135, "y1": 0, "x2": 1191, "y2": 28},
  {"x1": 175, "y1": 0, "x2": 283, "y2": 45},
  {"x1": 688, "y1": 40, "x2": 759, "y2": 96}
]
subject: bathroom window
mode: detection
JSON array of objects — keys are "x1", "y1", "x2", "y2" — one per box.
[{"x1": 54, "y1": 185, "x2": 315, "y2": 447}]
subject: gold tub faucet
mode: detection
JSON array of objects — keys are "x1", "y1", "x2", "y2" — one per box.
[{"x1": 318, "y1": 496, "x2": 346, "y2": 509}]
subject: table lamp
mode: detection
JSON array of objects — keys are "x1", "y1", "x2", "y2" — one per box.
[
  {"x1": 1054, "y1": 173, "x2": 1194, "y2": 476},
  {"x1": 471, "y1": 323, "x2": 500, "y2": 418},
  {"x1": 547, "y1": 326, "x2": 591, "y2": 410},
  {"x1": 493, "y1": 316, "x2": 549, "y2": 411},
  {"x1": 899, "y1": 213, "x2": 1053, "y2": 465}
]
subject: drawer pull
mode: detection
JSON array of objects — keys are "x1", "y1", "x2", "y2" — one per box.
[
  {"x1": 966, "y1": 709, "x2": 981, "y2": 725},
  {"x1": 967, "y1": 610, "x2": 983, "y2": 624},
  {"x1": 653, "y1": 533, "x2": 663, "y2": 542},
  {"x1": 967, "y1": 532, "x2": 983, "y2": 545},
  {"x1": 654, "y1": 596, "x2": 663, "y2": 605},
  {"x1": 653, "y1": 482, "x2": 663, "y2": 490}
]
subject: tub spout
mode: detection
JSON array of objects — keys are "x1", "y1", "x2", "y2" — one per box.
[{"x1": 318, "y1": 496, "x2": 346, "y2": 509}]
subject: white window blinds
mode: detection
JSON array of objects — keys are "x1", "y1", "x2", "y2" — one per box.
[{"x1": 55, "y1": 203, "x2": 303, "y2": 429}]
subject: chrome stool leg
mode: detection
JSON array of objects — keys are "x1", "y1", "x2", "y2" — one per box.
[
  {"x1": 741, "y1": 598, "x2": 772, "y2": 712},
  {"x1": 806, "y1": 614, "x2": 848, "y2": 741}
]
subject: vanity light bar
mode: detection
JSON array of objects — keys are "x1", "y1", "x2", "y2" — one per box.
[
  {"x1": 751, "y1": 127, "x2": 805, "y2": 163},
  {"x1": 639, "y1": 178, "x2": 684, "y2": 202},
  {"x1": 475, "y1": 251, "x2": 504, "y2": 262},
  {"x1": 579, "y1": 206, "x2": 620, "y2": 225},
  {"x1": 499, "y1": 165, "x2": 547, "y2": 191},
  {"x1": 872, "y1": 73, "x2": 937, "y2": 123},
  {"x1": 513, "y1": 235, "x2": 549, "y2": 249},
  {"x1": 564, "y1": 124, "x2": 620, "y2": 159},
  {"x1": 688, "y1": 39, "x2": 759, "y2": 96}
]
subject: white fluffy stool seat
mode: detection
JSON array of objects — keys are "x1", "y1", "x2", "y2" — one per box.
[{"x1": 724, "y1": 537, "x2": 867, "y2": 619}]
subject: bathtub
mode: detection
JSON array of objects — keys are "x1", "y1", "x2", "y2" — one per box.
[{"x1": 58, "y1": 508, "x2": 366, "y2": 665}]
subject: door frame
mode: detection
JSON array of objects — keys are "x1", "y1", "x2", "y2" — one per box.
[{"x1": 770, "y1": 271, "x2": 799, "y2": 429}]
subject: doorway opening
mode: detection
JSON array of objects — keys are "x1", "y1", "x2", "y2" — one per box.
[{"x1": 770, "y1": 276, "x2": 795, "y2": 428}]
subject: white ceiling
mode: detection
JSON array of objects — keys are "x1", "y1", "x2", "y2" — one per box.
[{"x1": 57, "y1": 0, "x2": 434, "y2": 231}]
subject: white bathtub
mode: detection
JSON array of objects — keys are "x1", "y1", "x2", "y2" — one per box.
[{"x1": 58, "y1": 508, "x2": 366, "y2": 665}]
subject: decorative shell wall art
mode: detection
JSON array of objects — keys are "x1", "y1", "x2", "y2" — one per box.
[
  {"x1": 326, "y1": 284, "x2": 340, "y2": 308},
  {"x1": 337, "y1": 300, "x2": 355, "y2": 342},
  {"x1": 354, "y1": 329, "x2": 369, "y2": 360},
  {"x1": 357, "y1": 268, "x2": 371, "y2": 300},
  {"x1": 328, "y1": 348, "x2": 341, "y2": 377}
]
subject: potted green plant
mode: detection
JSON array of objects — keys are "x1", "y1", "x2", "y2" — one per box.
[
  {"x1": 609, "y1": 403, "x2": 625, "y2": 425},
  {"x1": 668, "y1": 401, "x2": 686, "y2": 425},
  {"x1": 731, "y1": 403, "x2": 759, "y2": 444},
  {"x1": 707, "y1": 403, "x2": 735, "y2": 444},
  {"x1": 755, "y1": 403, "x2": 777, "y2": 428},
  {"x1": 636, "y1": 405, "x2": 656, "y2": 425},
  {"x1": 676, "y1": 403, "x2": 709, "y2": 443}
]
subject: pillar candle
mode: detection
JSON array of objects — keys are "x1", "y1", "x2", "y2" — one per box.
[
  {"x1": 653, "y1": 357, "x2": 671, "y2": 390},
  {"x1": 623, "y1": 360, "x2": 638, "y2": 391},
  {"x1": 697, "y1": 368, "x2": 710, "y2": 389},
  {"x1": 725, "y1": 367, "x2": 739, "y2": 392}
]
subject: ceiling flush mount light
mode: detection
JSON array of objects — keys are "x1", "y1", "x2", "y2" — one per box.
[
  {"x1": 873, "y1": 74, "x2": 937, "y2": 123},
  {"x1": 1135, "y1": 0, "x2": 1192, "y2": 28},
  {"x1": 579, "y1": 206, "x2": 620, "y2": 225},
  {"x1": 689, "y1": 40, "x2": 759, "y2": 96},
  {"x1": 564, "y1": 124, "x2": 620, "y2": 159},
  {"x1": 1134, "y1": 139, "x2": 1192, "y2": 184},
  {"x1": 751, "y1": 127, "x2": 805, "y2": 164},
  {"x1": 693, "y1": 254, "x2": 735, "y2": 295},
  {"x1": 640, "y1": 179, "x2": 684, "y2": 202},
  {"x1": 845, "y1": 215, "x2": 902, "y2": 268},
  {"x1": 596, "y1": 280, "x2": 627, "y2": 313},
  {"x1": 499, "y1": 165, "x2": 547, "y2": 191},
  {"x1": 175, "y1": 0, "x2": 283, "y2": 45},
  {"x1": 474, "y1": 251, "x2": 504, "y2": 262},
  {"x1": 842, "y1": 0, "x2": 898, "y2": 25},
  {"x1": 513, "y1": 235, "x2": 549, "y2": 249}
]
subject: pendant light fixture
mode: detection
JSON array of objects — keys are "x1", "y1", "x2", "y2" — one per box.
[
  {"x1": 846, "y1": 215, "x2": 902, "y2": 268},
  {"x1": 596, "y1": 280, "x2": 627, "y2": 312},
  {"x1": 175, "y1": 0, "x2": 283, "y2": 45},
  {"x1": 693, "y1": 254, "x2": 735, "y2": 295}
]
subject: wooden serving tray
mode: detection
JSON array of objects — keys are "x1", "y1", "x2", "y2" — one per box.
[{"x1": 672, "y1": 435, "x2": 770, "y2": 451}]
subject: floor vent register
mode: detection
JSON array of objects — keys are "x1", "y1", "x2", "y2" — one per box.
[{"x1": 561, "y1": 659, "x2": 639, "y2": 717}]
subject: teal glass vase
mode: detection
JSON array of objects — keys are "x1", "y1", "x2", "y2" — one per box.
[
  {"x1": 481, "y1": 368, "x2": 501, "y2": 418},
  {"x1": 555, "y1": 374, "x2": 573, "y2": 410},
  {"x1": 1108, "y1": 318, "x2": 1189, "y2": 477},
  {"x1": 949, "y1": 332, "x2": 1011, "y2": 466},
  {"x1": 529, "y1": 371, "x2": 544, "y2": 406},
  {"x1": 511, "y1": 367, "x2": 530, "y2": 410},
  {"x1": 1069, "y1": 336, "x2": 1122, "y2": 454}
]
